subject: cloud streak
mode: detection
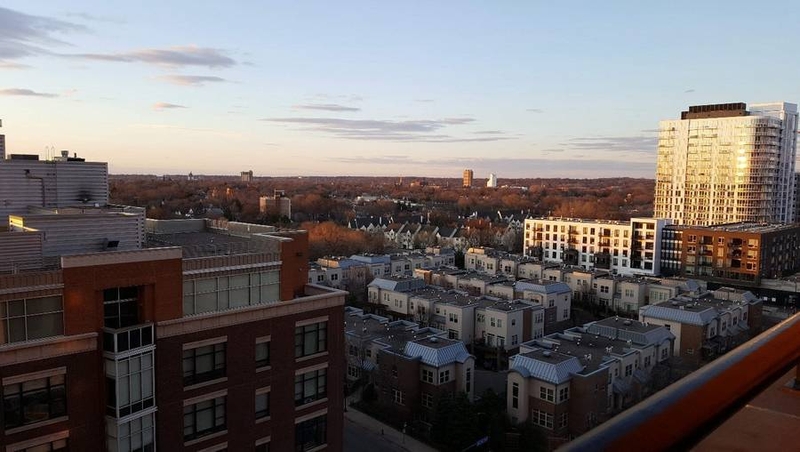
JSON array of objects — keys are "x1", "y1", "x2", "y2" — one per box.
[
  {"x1": 293, "y1": 103, "x2": 361, "y2": 112},
  {"x1": 157, "y1": 74, "x2": 228, "y2": 86},
  {"x1": 562, "y1": 135, "x2": 658, "y2": 154},
  {"x1": 0, "y1": 6, "x2": 87, "y2": 60},
  {"x1": 261, "y1": 116, "x2": 512, "y2": 142},
  {"x1": 153, "y1": 102, "x2": 187, "y2": 110},
  {"x1": 68, "y1": 45, "x2": 236, "y2": 68},
  {"x1": 0, "y1": 88, "x2": 57, "y2": 98}
]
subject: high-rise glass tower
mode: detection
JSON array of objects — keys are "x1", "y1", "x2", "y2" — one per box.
[{"x1": 654, "y1": 102, "x2": 797, "y2": 226}]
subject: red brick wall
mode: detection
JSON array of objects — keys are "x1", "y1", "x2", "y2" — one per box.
[
  {"x1": 568, "y1": 370, "x2": 609, "y2": 436},
  {"x1": 275, "y1": 231, "x2": 310, "y2": 301},
  {"x1": 61, "y1": 257, "x2": 183, "y2": 334},
  {"x1": 0, "y1": 351, "x2": 104, "y2": 451},
  {"x1": 155, "y1": 304, "x2": 344, "y2": 452}
]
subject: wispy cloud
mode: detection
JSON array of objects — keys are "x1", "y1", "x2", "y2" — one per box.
[
  {"x1": 415, "y1": 99, "x2": 435, "y2": 103},
  {"x1": 63, "y1": 11, "x2": 125, "y2": 24},
  {"x1": 563, "y1": 135, "x2": 658, "y2": 153},
  {"x1": 261, "y1": 116, "x2": 510, "y2": 142},
  {"x1": 473, "y1": 130, "x2": 504, "y2": 135},
  {"x1": 157, "y1": 74, "x2": 228, "y2": 86},
  {"x1": 153, "y1": 102, "x2": 187, "y2": 110},
  {"x1": 0, "y1": 61, "x2": 31, "y2": 69},
  {"x1": 684, "y1": 89, "x2": 695, "y2": 93},
  {"x1": 68, "y1": 45, "x2": 236, "y2": 68},
  {"x1": 0, "y1": 6, "x2": 87, "y2": 60},
  {"x1": 0, "y1": 88, "x2": 57, "y2": 98},
  {"x1": 293, "y1": 103, "x2": 361, "y2": 112},
  {"x1": 527, "y1": 108, "x2": 544, "y2": 113}
]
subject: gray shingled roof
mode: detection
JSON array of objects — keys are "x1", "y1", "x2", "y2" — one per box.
[
  {"x1": 640, "y1": 304, "x2": 718, "y2": 326},
  {"x1": 404, "y1": 340, "x2": 471, "y2": 367},
  {"x1": 509, "y1": 353, "x2": 584, "y2": 384},
  {"x1": 515, "y1": 280, "x2": 571, "y2": 295}
]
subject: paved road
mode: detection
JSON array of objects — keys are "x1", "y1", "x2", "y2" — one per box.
[{"x1": 344, "y1": 414, "x2": 409, "y2": 452}]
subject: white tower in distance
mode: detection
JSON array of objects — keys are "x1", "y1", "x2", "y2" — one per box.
[{"x1": 487, "y1": 173, "x2": 498, "y2": 188}]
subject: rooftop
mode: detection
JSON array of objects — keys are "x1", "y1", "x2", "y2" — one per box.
[{"x1": 682, "y1": 222, "x2": 799, "y2": 234}]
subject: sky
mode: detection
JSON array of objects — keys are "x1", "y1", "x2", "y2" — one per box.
[{"x1": 2, "y1": 1, "x2": 800, "y2": 178}]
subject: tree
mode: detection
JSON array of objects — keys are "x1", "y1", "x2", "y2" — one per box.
[{"x1": 430, "y1": 392, "x2": 481, "y2": 452}]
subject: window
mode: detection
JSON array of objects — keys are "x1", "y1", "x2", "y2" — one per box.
[
  {"x1": 511, "y1": 334, "x2": 518, "y2": 345},
  {"x1": 625, "y1": 364, "x2": 632, "y2": 377},
  {"x1": 686, "y1": 348, "x2": 694, "y2": 355},
  {"x1": 549, "y1": 299, "x2": 555, "y2": 308},
  {"x1": 295, "y1": 321, "x2": 327, "y2": 358},
  {"x1": 497, "y1": 336, "x2": 506, "y2": 348},
  {"x1": 448, "y1": 312, "x2": 458, "y2": 323},
  {"x1": 497, "y1": 319, "x2": 503, "y2": 328},
  {"x1": 391, "y1": 365, "x2": 398, "y2": 377},
  {"x1": 104, "y1": 287, "x2": 139, "y2": 329},
  {"x1": 1, "y1": 296, "x2": 64, "y2": 344},
  {"x1": 661, "y1": 348, "x2": 668, "y2": 359},
  {"x1": 347, "y1": 365, "x2": 360, "y2": 379},
  {"x1": 183, "y1": 271, "x2": 280, "y2": 315},
  {"x1": 559, "y1": 412, "x2": 568, "y2": 429},
  {"x1": 255, "y1": 389, "x2": 270, "y2": 420},
  {"x1": 644, "y1": 356, "x2": 651, "y2": 368},
  {"x1": 421, "y1": 392, "x2": 434, "y2": 409},
  {"x1": 106, "y1": 351, "x2": 154, "y2": 417},
  {"x1": 295, "y1": 368, "x2": 327, "y2": 406},
  {"x1": 531, "y1": 409, "x2": 553, "y2": 429},
  {"x1": 540, "y1": 387, "x2": 554, "y2": 402},
  {"x1": 558, "y1": 387, "x2": 569, "y2": 403},
  {"x1": 466, "y1": 367, "x2": 472, "y2": 393},
  {"x1": 107, "y1": 413, "x2": 155, "y2": 452},
  {"x1": 256, "y1": 339, "x2": 271, "y2": 369},
  {"x1": 256, "y1": 442, "x2": 270, "y2": 452},
  {"x1": 421, "y1": 369, "x2": 434, "y2": 384},
  {"x1": 18, "y1": 437, "x2": 69, "y2": 451},
  {"x1": 512, "y1": 382, "x2": 519, "y2": 409},
  {"x1": 183, "y1": 342, "x2": 226, "y2": 386},
  {"x1": 448, "y1": 329, "x2": 459, "y2": 340},
  {"x1": 438, "y1": 370, "x2": 450, "y2": 384},
  {"x1": 392, "y1": 389, "x2": 405, "y2": 405},
  {"x1": 183, "y1": 396, "x2": 226, "y2": 441},
  {"x1": 295, "y1": 415, "x2": 326, "y2": 452},
  {"x1": 3, "y1": 373, "x2": 66, "y2": 429},
  {"x1": 490, "y1": 318, "x2": 496, "y2": 327}
]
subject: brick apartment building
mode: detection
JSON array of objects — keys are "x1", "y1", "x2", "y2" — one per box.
[
  {"x1": 0, "y1": 215, "x2": 345, "y2": 452},
  {"x1": 660, "y1": 222, "x2": 800, "y2": 287}
]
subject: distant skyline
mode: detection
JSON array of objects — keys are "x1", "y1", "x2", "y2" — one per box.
[{"x1": 2, "y1": 1, "x2": 800, "y2": 178}]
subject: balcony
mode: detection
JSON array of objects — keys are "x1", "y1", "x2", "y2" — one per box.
[
  {"x1": 103, "y1": 323, "x2": 154, "y2": 354},
  {"x1": 559, "y1": 312, "x2": 800, "y2": 452}
]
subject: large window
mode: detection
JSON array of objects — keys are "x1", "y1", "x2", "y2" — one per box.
[
  {"x1": 438, "y1": 370, "x2": 450, "y2": 384},
  {"x1": 16, "y1": 438, "x2": 68, "y2": 452},
  {"x1": 104, "y1": 287, "x2": 139, "y2": 329},
  {"x1": 183, "y1": 270, "x2": 280, "y2": 316},
  {"x1": 1, "y1": 296, "x2": 64, "y2": 344},
  {"x1": 183, "y1": 396, "x2": 226, "y2": 441},
  {"x1": 295, "y1": 322, "x2": 327, "y2": 358},
  {"x1": 106, "y1": 351, "x2": 155, "y2": 417},
  {"x1": 421, "y1": 369, "x2": 434, "y2": 384},
  {"x1": 183, "y1": 343, "x2": 226, "y2": 386},
  {"x1": 255, "y1": 389, "x2": 270, "y2": 420},
  {"x1": 531, "y1": 409, "x2": 553, "y2": 430},
  {"x1": 256, "y1": 339, "x2": 271, "y2": 369},
  {"x1": 540, "y1": 387, "x2": 554, "y2": 402},
  {"x1": 3, "y1": 373, "x2": 67, "y2": 429},
  {"x1": 295, "y1": 369, "x2": 327, "y2": 406},
  {"x1": 512, "y1": 382, "x2": 519, "y2": 409},
  {"x1": 107, "y1": 413, "x2": 155, "y2": 452},
  {"x1": 295, "y1": 415, "x2": 326, "y2": 452}
]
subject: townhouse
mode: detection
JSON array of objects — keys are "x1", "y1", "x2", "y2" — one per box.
[{"x1": 507, "y1": 318, "x2": 674, "y2": 438}]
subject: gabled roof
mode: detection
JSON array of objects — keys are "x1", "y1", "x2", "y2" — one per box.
[
  {"x1": 515, "y1": 280, "x2": 571, "y2": 295},
  {"x1": 509, "y1": 351, "x2": 584, "y2": 385},
  {"x1": 640, "y1": 304, "x2": 718, "y2": 326},
  {"x1": 404, "y1": 338, "x2": 472, "y2": 367}
]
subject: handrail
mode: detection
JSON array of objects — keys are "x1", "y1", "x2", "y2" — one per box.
[{"x1": 559, "y1": 312, "x2": 800, "y2": 452}]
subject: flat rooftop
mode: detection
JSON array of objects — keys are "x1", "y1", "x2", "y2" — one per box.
[{"x1": 676, "y1": 222, "x2": 799, "y2": 234}]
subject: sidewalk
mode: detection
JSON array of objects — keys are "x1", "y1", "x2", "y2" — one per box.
[{"x1": 345, "y1": 407, "x2": 438, "y2": 452}]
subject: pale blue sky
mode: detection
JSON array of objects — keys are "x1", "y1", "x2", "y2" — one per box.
[{"x1": 2, "y1": 1, "x2": 799, "y2": 178}]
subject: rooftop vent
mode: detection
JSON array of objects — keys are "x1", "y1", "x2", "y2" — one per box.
[
  {"x1": 429, "y1": 337, "x2": 438, "y2": 343},
  {"x1": 543, "y1": 351, "x2": 551, "y2": 357},
  {"x1": 623, "y1": 320, "x2": 632, "y2": 326}
]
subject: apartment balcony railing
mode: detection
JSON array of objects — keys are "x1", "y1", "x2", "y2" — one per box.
[
  {"x1": 559, "y1": 312, "x2": 800, "y2": 452},
  {"x1": 103, "y1": 323, "x2": 155, "y2": 354}
]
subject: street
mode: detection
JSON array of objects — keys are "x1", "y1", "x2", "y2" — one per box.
[{"x1": 344, "y1": 414, "x2": 413, "y2": 452}]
